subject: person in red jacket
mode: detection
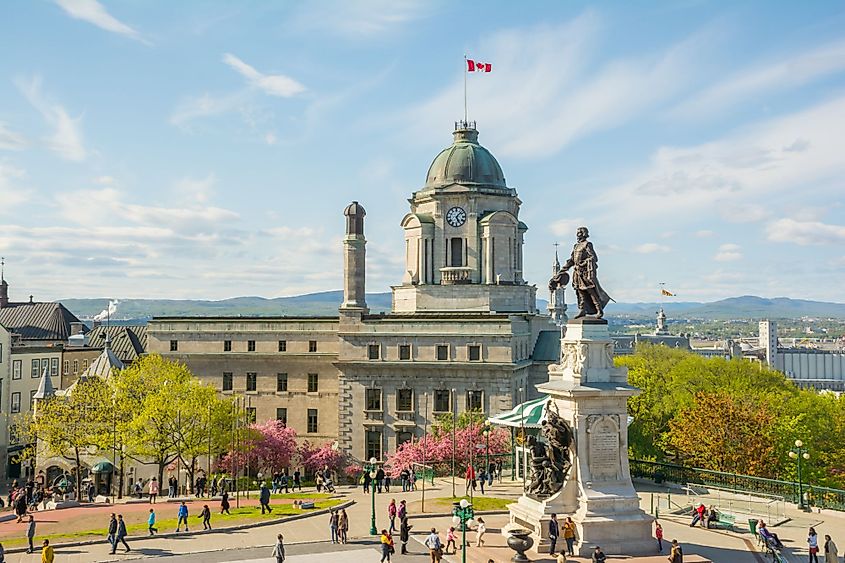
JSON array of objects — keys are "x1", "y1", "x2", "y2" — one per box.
[{"x1": 464, "y1": 465, "x2": 476, "y2": 495}]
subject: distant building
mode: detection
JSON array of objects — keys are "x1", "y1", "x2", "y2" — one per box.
[{"x1": 613, "y1": 308, "x2": 693, "y2": 355}]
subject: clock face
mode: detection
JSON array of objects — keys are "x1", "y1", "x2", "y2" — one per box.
[{"x1": 446, "y1": 206, "x2": 467, "y2": 227}]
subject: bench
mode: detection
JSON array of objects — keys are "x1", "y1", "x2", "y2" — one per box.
[{"x1": 714, "y1": 512, "x2": 736, "y2": 529}]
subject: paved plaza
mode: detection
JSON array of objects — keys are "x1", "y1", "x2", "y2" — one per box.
[{"x1": 0, "y1": 479, "x2": 842, "y2": 562}]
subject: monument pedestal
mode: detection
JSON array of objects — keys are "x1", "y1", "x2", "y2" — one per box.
[{"x1": 508, "y1": 319, "x2": 654, "y2": 556}]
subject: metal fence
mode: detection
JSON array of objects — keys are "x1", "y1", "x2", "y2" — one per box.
[{"x1": 630, "y1": 459, "x2": 845, "y2": 512}]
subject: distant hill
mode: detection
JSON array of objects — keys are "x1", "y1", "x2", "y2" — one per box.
[{"x1": 59, "y1": 293, "x2": 845, "y2": 322}]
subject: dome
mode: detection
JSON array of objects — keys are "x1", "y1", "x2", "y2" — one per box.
[
  {"x1": 343, "y1": 201, "x2": 366, "y2": 217},
  {"x1": 424, "y1": 124, "x2": 507, "y2": 190}
]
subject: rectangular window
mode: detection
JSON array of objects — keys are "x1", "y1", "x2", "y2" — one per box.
[
  {"x1": 11, "y1": 392, "x2": 20, "y2": 414},
  {"x1": 368, "y1": 344, "x2": 380, "y2": 360},
  {"x1": 399, "y1": 344, "x2": 411, "y2": 361},
  {"x1": 82, "y1": 359, "x2": 89, "y2": 370},
  {"x1": 468, "y1": 345, "x2": 481, "y2": 361},
  {"x1": 248, "y1": 340, "x2": 256, "y2": 352},
  {"x1": 12, "y1": 360, "x2": 21, "y2": 380},
  {"x1": 467, "y1": 390, "x2": 483, "y2": 411},
  {"x1": 246, "y1": 407, "x2": 257, "y2": 423},
  {"x1": 170, "y1": 340, "x2": 178, "y2": 352},
  {"x1": 397, "y1": 389, "x2": 413, "y2": 412},
  {"x1": 224, "y1": 340, "x2": 232, "y2": 352},
  {"x1": 309, "y1": 340, "x2": 317, "y2": 353},
  {"x1": 276, "y1": 408, "x2": 287, "y2": 424},
  {"x1": 397, "y1": 431, "x2": 413, "y2": 448},
  {"x1": 31, "y1": 359, "x2": 39, "y2": 378},
  {"x1": 366, "y1": 430, "x2": 382, "y2": 461},
  {"x1": 246, "y1": 372, "x2": 257, "y2": 392},
  {"x1": 365, "y1": 388, "x2": 382, "y2": 411},
  {"x1": 222, "y1": 372, "x2": 233, "y2": 391},
  {"x1": 307, "y1": 409, "x2": 318, "y2": 433},
  {"x1": 73, "y1": 360, "x2": 79, "y2": 375},
  {"x1": 29, "y1": 390, "x2": 37, "y2": 411},
  {"x1": 276, "y1": 373, "x2": 288, "y2": 392},
  {"x1": 437, "y1": 345, "x2": 449, "y2": 361},
  {"x1": 41, "y1": 358, "x2": 48, "y2": 377},
  {"x1": 307, "y1": 373, "x2": 319, "y2": 393},
  {"x1": 278, "y1": 340, "x2": 286, "y2": 352},
  {"x1": 434, "y1": 389, "x2": 451, "y2": 413},
  {"x1": 51, "y1": 358, "x2": 59, "y2": 377},
  {"x1": 62, "y1": 360, "x2": 69, "y2": 376}
]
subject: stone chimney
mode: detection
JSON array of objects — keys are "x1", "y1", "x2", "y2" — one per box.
[{"x1": 340, "y1": 201, "x2": 368, "y2": 316}]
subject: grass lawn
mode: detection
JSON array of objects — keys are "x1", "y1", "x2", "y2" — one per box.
[
  {"x1": 421, "y1": 496, "x2": 513, "y2": 512},
  {"x1": 0, "y1": 497, "x2": 342, "y2": 548}
]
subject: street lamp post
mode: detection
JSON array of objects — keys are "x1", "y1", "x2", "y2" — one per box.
[
  {"x1": 451, "y1": 388, "x2": 457, "y2": 498},
  {"x1": 366, "y1": 457, "x2": 378, "y2": 535},
  {"x1": 482, "y1": 422, "x2": 490, "y2": 480},
  {"x1": 451, "y1": 499, "x2": 475, "y2": 563},
  {"x1": 789, "y1": 439, "x2": 811, "y2": 511}
]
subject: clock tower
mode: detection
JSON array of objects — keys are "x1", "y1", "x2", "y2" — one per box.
[{"x1": 393, "y1": 121, "x2": 536, "y2": 313}]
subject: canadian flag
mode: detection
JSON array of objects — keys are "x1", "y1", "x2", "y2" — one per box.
[{"x1": 467, "y1": 59, "x2": 492, "y2": 73}]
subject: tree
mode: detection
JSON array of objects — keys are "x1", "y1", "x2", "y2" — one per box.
[
  {"x1": 25, "y1": 377, "x2": 112, "y2": 497},
  {"x1": 224, "y1": 419, "x2": 298, "y2": 474},
  {"x1": 300, "y1": 441, "x2": 344, "y2": 474},
  {"x1": 667, "y1": 391, "x2": 779, "y2": 475}
]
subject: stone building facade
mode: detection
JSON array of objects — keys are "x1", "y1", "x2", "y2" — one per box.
[{"x1": 148, "y1": 122, "x2": 559, "y2": 462}]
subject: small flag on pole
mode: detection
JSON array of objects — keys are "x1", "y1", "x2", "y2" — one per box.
[
  {"x1": 661, "y1": 289, "x2": 675, "y2": 297},
  {"x1": 467, "y1": 59, "x2": 492, "y2": 72}
]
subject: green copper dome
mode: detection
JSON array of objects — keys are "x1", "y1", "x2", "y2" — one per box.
[{"x1": 424, "y1": 124, "x2": 507, "y2": 190}]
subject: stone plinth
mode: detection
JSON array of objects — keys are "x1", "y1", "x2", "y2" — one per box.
[{"x1": 509, "y1": 318, "x2": 654, "y2": 557}]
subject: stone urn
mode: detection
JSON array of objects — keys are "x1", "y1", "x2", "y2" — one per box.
[{"x1": 506, "y1": 529, "x2": 534, "y2": 562}]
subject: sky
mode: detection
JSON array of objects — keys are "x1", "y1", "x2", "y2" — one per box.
[{"x1": 1, "y1": 1, "x2": 844, "y2": 304}]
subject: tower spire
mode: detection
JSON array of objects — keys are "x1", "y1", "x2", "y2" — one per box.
[{"x1": 0, "y1": 257, "x2": 8, "y2": 309}]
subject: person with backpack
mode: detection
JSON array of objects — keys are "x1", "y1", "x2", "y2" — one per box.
[
  {"x1": 272, "y1": 533, "x2": 286, "y2": 563},
  {"x1": 114, "y1": 514, "x2": 130, "y2": 553},
  {"x1": 425, "y1": 528, "x2": 443, "y2": 562},
  {"x1": 259, "y1": 483, "x2": 273, "y2": 514}
]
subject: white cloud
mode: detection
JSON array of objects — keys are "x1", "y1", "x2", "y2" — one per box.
[
  {"x1": 767, "y1": 218, "x2": 845, "y2": 246},
  {"x1": 0, "y1": 162, "x2": 31, "y2": 210},
  {"x1": 54, "y1": 0, "x2": 145, "y2": 42},
  {"x1": 720, "y1": 203, "x2": 770, "y2": 223},
  {"x1": 695, "y1": 230, "x2": 714, "y2": 238},
  {"x1": 403, "y1": 14, "x2": 715, "y2": 158},
  {"x1": 16, "y1": 76, "x2": 87, "y2": 161},
  {"x1": 714, "y1": 243, "x2": 743, "y2": 262},
  {"x1": 173, "y1": 174, "x2": 216, "y2": 204},
  {"x1": 93, "y1": 175, "x2": 115, "y2": 185},
  {"x1": 0, "y1": 122, "x2": 27, "y2": 150},
  {"x1": 264, "y1": 132, "x2": 278, "y2": 145},
  {"x1": 287, "y1": 0, "x2": 431, "y2": 38},
  {"x1": 169, "y1": 91, "x2": 249, "y2": 128},
  {"x1": 222, "y1": 53, "x2": 305, "y2": 98},
  {"x1": 671, "y1": 38, "x2": 845, "y2": 119},
  {"x1": 634, "y1": 243, "x2": 671, "y2": 254},
  {"x1": 549, "y1": 217, "x2": 588, "y2": 238}
]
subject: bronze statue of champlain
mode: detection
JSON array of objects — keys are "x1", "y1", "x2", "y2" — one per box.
[{"x1": 549, "y1": 226, "x2": 612, "y2": 319}]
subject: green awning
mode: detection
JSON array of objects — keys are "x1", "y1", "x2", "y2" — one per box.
[
  {"x1": 488, "y1": 396, "x2": 548, "y2": 429},
  {"x1": 90, "y1": 460, "x2": 114, "y2": 473}
]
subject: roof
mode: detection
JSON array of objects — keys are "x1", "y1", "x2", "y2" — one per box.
[
  {"x1": 424, "y1": 126, "x2": 508, "y2": 191},
  {"x1": 33, "y1": 363, "x2": 56, "y2": 399},
  {"x1": 488, "y1": 396, "x2": 548, "y2": 428},
  {"x1": 80, "y1": 339, "x2": 125, "y2": 379},
  {"x1": 532, "y1": 330, "x2": 561, "y2": 362},
  {"x1": 87, "y1": 325, "x2": 147, "y2": 363},
  {"x1": 0, "y1": 301, "x2": 82, "y2": 341}
]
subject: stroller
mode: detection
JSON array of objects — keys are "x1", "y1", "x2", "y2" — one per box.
[{"x1": 323, "y1": 478, "x2": 336, "y2": 493}]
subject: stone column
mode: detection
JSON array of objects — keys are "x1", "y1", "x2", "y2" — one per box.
[{"x1": 507, "y1": 318, "x2": 653, "y2": 556}]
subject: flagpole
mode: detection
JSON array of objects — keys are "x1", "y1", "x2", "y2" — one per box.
[{"x1": 463, "y1": 54, "x2": 468, "y2": 123}]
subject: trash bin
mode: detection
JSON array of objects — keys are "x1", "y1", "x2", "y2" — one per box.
[{"x1": 748, "y1": 519, "x2": 759, "y2": 535}]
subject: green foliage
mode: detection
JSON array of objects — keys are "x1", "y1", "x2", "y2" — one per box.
[
  {"x1": 621, "y1": 344, "x2": 845, "y2": 488},
  {"x1": 432, "y1": 409, "x2": 488, "y2": 437}
]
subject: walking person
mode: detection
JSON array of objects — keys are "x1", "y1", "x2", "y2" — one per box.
[
  {"x1": 148, "y1": 477, "x2": 159, "y2": 503},
  {"x1": 398, "y1": 499, "x2": 407, "y2": 522},
  {"x1": 548, "y1": 513, "x2": 559, "y2": 555},
  {"x1": 388, "y1": 499, "x2": 397, "y2": 533},
  {"x1": 40, "y1": 539, "x2": 54, "y2": 563},
  {"x1": 668, "y1": 539, "x2": 683, "y2": 563},
  {"x1": 200, "y1": 504, "x2": 212, "y2": 530},
  {"x1": 363, "y1": 470, "x2": 371, "y2": 493},
  {"x1": 220, "y1": 491, "x2": 231, "y2": 515},
  {"x1": 293, "y1": 469, "x2": 302, "y2": 491},
  {"x1": 445, "y1": 527, "x2": 457, "y2": 554},
  {"x1": 107, "y1": 513, "x2": 118, "y2": 553},
  {"x1": 380, "y1": 529, "x2": 394, "y2": 562},
  {"x1": 329, "y1": 509, "x2": 339, "y2": 543},
  {"x1": 399, "y1": 516, "x2": 412, "y2": 555},
  {"x1": 824, "y1": 534, "x2": 838, "y2": 563},
  {"x1": 809, "y1": 527, "x2": 821, "y2": 563},
  {"x1": 115, "y1": 514, "x2": 130, "y2": 553},
  {"x1": 272, "y1": 533, "x2": 286, "y2": 563},
  {"x1": 475, "y1": 517, "x2": 487, "y2": 547},
  {"x1": 655, "y1": 520, "x2": 664, "y2": 553},
  {"x1": 425, "y1": 527, "x2": 443, "y2": 562},
  {"x1": 478, "y1": 469, "x2": 486, "y2": 494},
  {"x1": 26, "y1": 515, "x2": 36, "y2": 554},
  {"x1": 563, "y1": 516, "x2": 577, "y2": 556},
  {"x1": 168, "y1": 475, "x2": 177, "y2": 498},
  {"x1": 176, "y1": 501, "x2": 189, "y2": 532},
  {"x1": 259, "y1": 483, "x2": 273, "y2": 514},
  {"x1": 281, "y1": 472, "x2": 289, "y2": 494},
  {"x1": 376, "y1": 467, "x2": 386, "y2": 493},
  {"x1": 148, "y1": 508, "x2": 158, "y2": 535},
  {"x1": 338, "y1": 508, "x2": 349, "y2": 544}
]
